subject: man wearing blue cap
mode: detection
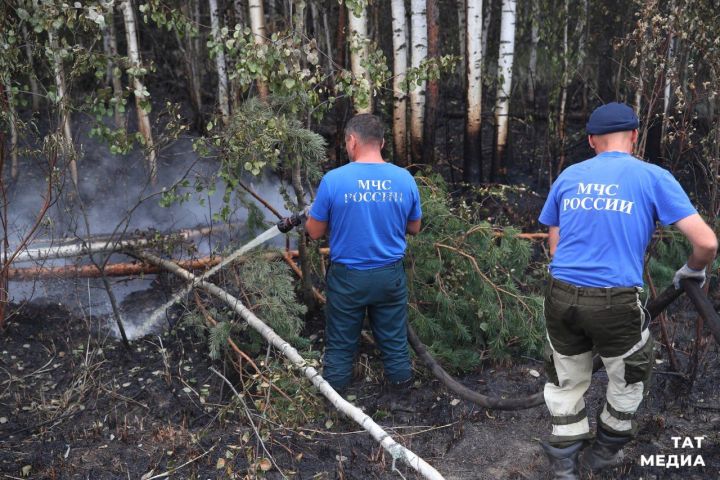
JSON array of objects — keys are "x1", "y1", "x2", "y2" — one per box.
[{"x1": 537, "y1": 102, "x2": 717, "y2": 479}]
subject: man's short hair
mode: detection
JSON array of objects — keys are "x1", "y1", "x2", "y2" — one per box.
[{"x1": 345, "y1": 114, "x2": 385, "y2": 145}]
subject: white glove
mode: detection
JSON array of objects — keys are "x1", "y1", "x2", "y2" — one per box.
[{"x1": 673, "y1": 263, "x2": 706, "y2": 289}]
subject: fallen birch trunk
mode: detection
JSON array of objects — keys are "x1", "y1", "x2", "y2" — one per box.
[
  {"x1": 13, "y1": 238, "x2": 153, "y2": 264},
  {"x1": 9, "y1": 250, "x2": 290, "y2": 281},
  {"x1": 131, "y1": 249, "x2": 445, "y2": 480}
]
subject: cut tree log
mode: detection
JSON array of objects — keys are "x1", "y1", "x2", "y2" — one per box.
[{"x1": 131, "y1": 250, "x2": 446, "y2": 480}]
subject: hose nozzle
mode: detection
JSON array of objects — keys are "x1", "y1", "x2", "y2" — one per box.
[{"x1": 277, "y1": 211, "x2": 307, "y2": 233}]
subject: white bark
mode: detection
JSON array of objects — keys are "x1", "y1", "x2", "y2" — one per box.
[
  {"x1": 209, "y1": 0, "x2": 230, "y2": 124},
  {"x1": 410, "y1": 0, "x2": 427, "y2": 151},
  {"x1": 391, "y1": 0, "x2": 408, "y2": 163},
  {"x1": 493, "y1": 0, "x2": 517, "y2": 171},
  {"x1": 348, "y1": 1, "x2": 371, "y2": 114},
  {"x1": 466, "y1": 0, "x2": 483, "y2": 144},
  {"x1": 21, "y1": 24, "x2": 41, "y2": 113},
  {"x1": 13, "y1": 238, "x2": 152, "y2": 265},
  {"x1": 136, "y1": 250, "x2": 447, "y2": 480},
  {"x1": 528, "y1": 0, "x2": 539, "y2": 104},
  {"x1": 248, "y1": 0, "x2": 270, "y2": 99},
  {"x1": 47, "y1": 29, "x2": 79, "y2": 187},
  {"x1": 120, "y1": 0, "x2": 157, "y2": 184}
]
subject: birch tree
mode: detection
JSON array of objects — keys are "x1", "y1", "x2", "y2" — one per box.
[
  {"x1": 391, "y1": 0, "x2": 408, "y2": 164},
  {"x1": 120, "y1": 0, "x2": 157, "y2": 184},
  {"x1": 410, "y1": 0, "x2": 427, "y2": 162},
  {"x1": 457, "y1": 0, "x2": 466, "y2": 91},
  {"x1": 248, "y1": 0, "x2": 270, "y2": 99},
  {"x1": 209, "y1": 0, "x2": 230, "y2": 124},
  {"x1": 47, "y1": 29, "x2": 79, "y2": 187},
  {"x1": 348, "y1": 0, "x2": 371, "y2": 114},
  {"x1": 491, "y1": 0, "x2": 517, "y2": 181},
  {"x1": 464, "y1": 0, "x2": 483, "y2": 183}
]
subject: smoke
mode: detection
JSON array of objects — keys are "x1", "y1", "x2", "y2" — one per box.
[{"x1": 6, "y1": 117, "x2": 300, "y2": 340}]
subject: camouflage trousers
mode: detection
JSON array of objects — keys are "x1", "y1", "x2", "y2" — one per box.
[{"x1": 543, "y1": 276, "x2": 654, "y2": 446}]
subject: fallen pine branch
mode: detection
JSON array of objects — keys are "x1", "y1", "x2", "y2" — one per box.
[{"x1": 130, "y1": 249, "x2": 446, "y2": 480}]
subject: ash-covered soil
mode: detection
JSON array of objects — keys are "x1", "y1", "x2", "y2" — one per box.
[{"x1": 1, "y1": 298, "x2": 718, "y2": 479}]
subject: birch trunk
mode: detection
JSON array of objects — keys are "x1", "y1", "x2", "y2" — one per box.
[
  {"x1": 248, "y1": 0, "x2": 270, "y2": 99},
  {"x1": 21, "y1": 24, "x2": 41, "y2": 113},
  {"x1": 491, "y1": 0, "x2": 517, "y2": 181},
  {"x1": 348, "y1": 1, "x2": 371, "y2": 114},
  {"x1": 4, "y1": 78, "x2": 18, "y2": 180},
  {"x1": 527, "y1": 0, "x2": 539, "y2": 106},
  {"x1": 134, "y1": 250, "x2": 446, "y2": 480},
  {"x1": 391, "y1": 0, "x2": 408, "y2": 165},
  {"x1": 410, "y1": 0, "x2": 427, "y2": 163},
  {"x1": 47, "y1": 30, "x2": 79, "y2": 187},
  {"x1": 105, "y1": 10, "x2": 125, "y2": 129},
  {"x1": 120, "y1": 0, "x2": 157, "y2": 184},
  {"x1": 209, "y1": 0, "x2": 230, "y2": 124},
  {"x1": 556, "y1": 0, "x2": 569, "y2": 175},
  {"x1": 463, "y1": 0, "x2": 483, "y2": 183},
  {"x1": 422, "y1": 0, "x2": 440, "y2": 166}
]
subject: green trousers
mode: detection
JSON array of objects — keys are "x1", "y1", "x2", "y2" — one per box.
[{"x1": 543, "y1": 276, "x2": 654, "y2": 446}]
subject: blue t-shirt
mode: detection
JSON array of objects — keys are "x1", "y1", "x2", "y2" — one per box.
[
  {"x1": 310, "y1": 162, "x2": 422, "y2": 269},
  {"x1": 539, "y1": 152, "x2": 696, "y2": 287}
]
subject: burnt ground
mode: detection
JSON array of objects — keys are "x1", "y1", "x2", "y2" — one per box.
[{"x1": 1, "y1": 293, "x2": 719, "y2": 480}]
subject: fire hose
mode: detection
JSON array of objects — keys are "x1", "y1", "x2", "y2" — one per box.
[{"x1": 276, "y1": 213, "x2": 720, "y2": 411}]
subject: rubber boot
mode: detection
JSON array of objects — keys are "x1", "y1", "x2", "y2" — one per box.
[
  {"x1": 381, "y1": 377, "x2": 416, "y2": 413},
  {"x1": 581, "y1": 427, "x2": 630, "y2": 472},
  {"x1": 541, "y1": 441, "x2": 583, "y2": 480}
]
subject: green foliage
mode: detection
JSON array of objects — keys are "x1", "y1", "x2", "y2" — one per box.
[
  {"x1": 182, "y1": 255, "x2": 307, "y2": 359},
  {"x1": 235, "y1": 255, "x2": 308, "y2": 342},
  {"x1": 406, "y1": 174, "x2": 545, "y2": 370}
]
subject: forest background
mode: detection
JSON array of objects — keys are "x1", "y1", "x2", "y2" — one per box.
[
  {"x1": 2, "y1": 1, "x2": 720, "y2": 478},
  {"x1": 1, "y1": 0, "x2": 720, "y2": 369}
]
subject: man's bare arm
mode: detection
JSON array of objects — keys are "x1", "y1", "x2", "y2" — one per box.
[
  {"x1": 406, "y1": 219, "x2": 421, "y2": 236},
  {"x1": 305, "y1": 216, "x2": 328, "y2": 240},
  {"x1": 548, "y1": 226, "x2": 560, "y2": 257},
  {"x1": 674, "y1": 213, "x2": 718, "y2": 269}
]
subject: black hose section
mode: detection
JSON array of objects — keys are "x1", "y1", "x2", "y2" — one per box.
[
  {"x1": 408, "y1": 284, "x2": 687, "y2": 411},
  {"x1": 681, "y1": 279, "x2": 720, "y2": 345},
  {"x1": 407, "y1": 324, "x2": 545, "y2": 410}
]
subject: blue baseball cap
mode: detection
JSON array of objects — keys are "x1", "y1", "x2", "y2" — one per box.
[{"x1": 586, "y1": 102, "x2": 639, "y2": 135}]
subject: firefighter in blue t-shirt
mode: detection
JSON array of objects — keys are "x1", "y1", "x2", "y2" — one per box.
[
  {"x1": 305, "y1": 114, "x2": 422, "y2": 399},
  {"x1": 538, "y1": 102, "x2": 717, "y2": 479}
]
